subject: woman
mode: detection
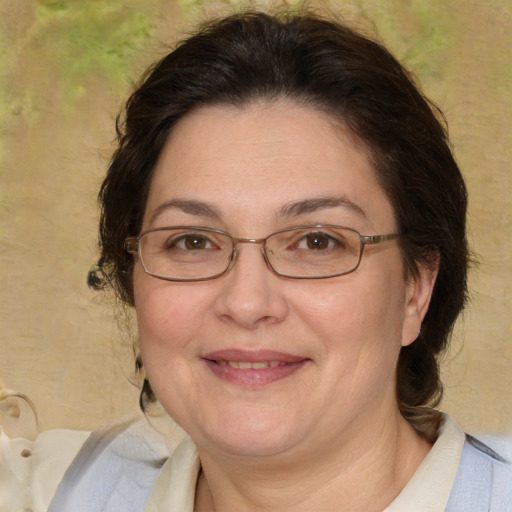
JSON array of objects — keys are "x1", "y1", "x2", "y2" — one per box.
[{"x1": 49, "y1": 10, "x2": 511, "y2": 511}]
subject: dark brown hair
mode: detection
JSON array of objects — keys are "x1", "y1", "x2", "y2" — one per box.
[{"x1": 89, "y1": 10, "x2": 469, "y2": 440}]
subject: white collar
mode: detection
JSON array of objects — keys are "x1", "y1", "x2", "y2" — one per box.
[
  {"x1": 383, "y1": 414, "x2": 465, "y2": 512},
  {"x1": 144, "y1": 414, "x2": 465, "y2": 512},
  {"x1": 144, "y1": 436, "x2": 200, "y2": 512}
]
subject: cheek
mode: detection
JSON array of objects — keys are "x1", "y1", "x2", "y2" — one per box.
[
  {"x1": 133, "y1": 272, "x2": 217, "y2": 419},
  {"x1": 297, "y1": 273, "x2": 405, "y2": 338},
  {"x1": 294, "y1": 266, "x2": 407, "y2": 379},
  {"x1": 133, "y1": 269, "x2": 210, "y2": 360}
]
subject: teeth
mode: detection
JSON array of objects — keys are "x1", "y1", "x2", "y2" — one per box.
[
  {"x1": 218, "y1": 361, "x2": 283, "y2": 369},
  {"x1": 251, "y1": 361, "x2": 269, "y2": 369}
]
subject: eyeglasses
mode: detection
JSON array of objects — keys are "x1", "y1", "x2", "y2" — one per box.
[{"x1": 124, "y1": 225, "x2": 400, "y2": 282}]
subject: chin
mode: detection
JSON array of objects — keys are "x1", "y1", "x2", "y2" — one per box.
[
  {"x1": 210, "y1": 433, "x2": 298, "y2": 458},
  {"x1": 195, "y1": 413, "x2": 303, "y2": 458}
]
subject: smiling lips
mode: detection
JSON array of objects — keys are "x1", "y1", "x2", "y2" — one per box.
[
  {"x1": 217, "y1": 360, "x2": 286, "y2": 369},
  {"x1": 203, "y1": 350, "x2": 308, "y2": 386}
]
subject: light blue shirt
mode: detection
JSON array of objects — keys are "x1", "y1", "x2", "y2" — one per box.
[{"x1": 49, "y1": 415, "x2": 512, "y2": 511}]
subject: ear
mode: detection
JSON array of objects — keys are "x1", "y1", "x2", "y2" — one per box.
[{"x1": 401, "y1": 263, "x2": 438, "y2": 347}]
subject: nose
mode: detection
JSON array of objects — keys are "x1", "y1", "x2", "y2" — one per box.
[{"x1": 213, "y1": 243, "x2": 289, "y2": 330}]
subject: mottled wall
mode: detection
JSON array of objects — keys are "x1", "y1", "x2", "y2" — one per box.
[{"x1": 0, "y1": 0, "x2": 510, "y2": 434}]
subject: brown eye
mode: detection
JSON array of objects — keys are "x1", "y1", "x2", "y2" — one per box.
[
  {"x1": 168, "y1": 233, "x2": 214, "y2": 251},
  {"x1": 304, "y1": 232, "x2": 332, "y2": 250},
  {"x1": 184, "y1": 235, "x2": 208, "y2": 250}
]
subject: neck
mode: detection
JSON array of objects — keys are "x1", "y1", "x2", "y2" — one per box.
[{"x1": 194, "y1": 410, "x2": 432, "y2": 512}]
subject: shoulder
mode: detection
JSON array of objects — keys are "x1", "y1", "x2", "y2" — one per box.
[
  {"x1": 31, "y1": 427, "x2": 91, "y2": 511},
  {"x1": 446, "y1": 432, "x2": 512, "y2": 512},
  {"x1": 47, "y1": 415, "x2": 186, "y2": 512}
]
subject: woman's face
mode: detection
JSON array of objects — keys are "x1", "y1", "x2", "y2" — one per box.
[{"x1": 134, "y1": 102, "x2": 434, "y2": 460}]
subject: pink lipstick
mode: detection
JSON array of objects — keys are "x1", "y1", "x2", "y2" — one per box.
[{"x1": 202, "y1": 349, "x2": 309, "y2": 386}]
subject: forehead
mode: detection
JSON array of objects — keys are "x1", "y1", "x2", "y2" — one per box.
[{"x1": 144, "y1": 101, "x2": 395, "y2": 232}]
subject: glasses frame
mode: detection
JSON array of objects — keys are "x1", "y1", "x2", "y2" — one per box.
[{"x1": 124, "y1": 225, "x2": 401, "y2": 282}]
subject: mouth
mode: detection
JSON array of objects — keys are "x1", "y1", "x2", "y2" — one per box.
[
  {"x1": 215, "y1": 360, "x2": 287, "y2": 369},
  {"x1": 202, "y1": 350, "x2": 308, "y2": 386}
]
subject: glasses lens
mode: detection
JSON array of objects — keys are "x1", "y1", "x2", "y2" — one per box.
[
  {"x1": 140, "y1": 228, "x2": 232, "y2": 280},
  {"x1": 266, "y1": 226, "x2": 361, "y2": 278}
]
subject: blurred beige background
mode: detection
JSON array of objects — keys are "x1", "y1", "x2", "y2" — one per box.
[{"x1": 0, "y1": 0, "x2": 511, "y2": 434}]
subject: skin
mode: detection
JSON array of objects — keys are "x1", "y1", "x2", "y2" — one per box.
[{"x1": 133, "y1": 101, "x2": 438, "y2": 512}]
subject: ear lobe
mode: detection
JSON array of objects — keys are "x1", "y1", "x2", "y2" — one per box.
[{"x1": 401, "y1": 263, "x2": 438, "y2": 347}]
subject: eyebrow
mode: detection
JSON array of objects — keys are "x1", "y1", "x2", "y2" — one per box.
[
  {"x1": 150, "y1": 199, "x2": 223, "y2": 224},
  {"x1": 279, "y1": 196, "x2": 366, "y2": 219},
  {"x1": 150, "y1": 195, "x2": 366, "y2": 225}
]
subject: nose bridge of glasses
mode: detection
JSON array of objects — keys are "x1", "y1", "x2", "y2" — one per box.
[
  {"x1": 228, "y1": 236, "x2": 272, "y2": 271},
  {"x1": 231, "y1": 236, "x2": 267, "y2": 246}
]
